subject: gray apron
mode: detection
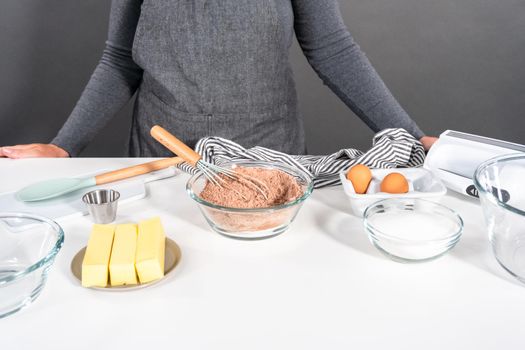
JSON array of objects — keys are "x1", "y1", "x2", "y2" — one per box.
[{"x1": 127, "y1": 0, "x2": 305, "y2": 157}]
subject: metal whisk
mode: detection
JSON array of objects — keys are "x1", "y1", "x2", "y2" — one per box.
[{"x1": 151, "y1": 125, "x2": 269, "y2": 199}]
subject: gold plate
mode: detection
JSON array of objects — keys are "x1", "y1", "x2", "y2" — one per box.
[{"x1": 71, "y1": 238, "x2": 181, "y2": 291}]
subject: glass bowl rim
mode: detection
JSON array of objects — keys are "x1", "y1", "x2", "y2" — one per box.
[
  {"x1": 473, "y1": 153, "x2": 525, "y2": 217},
  {"x1": 0, "y1": 212, "x2": 65, "y2": 285},
  {"x1": 186, "y1": 159, "x2": 314, "y2": 212},
  {"x1": 363, "y1": 198, "x2": 464, "y2": 243}
]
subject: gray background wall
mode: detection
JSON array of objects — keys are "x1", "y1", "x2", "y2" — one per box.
[{"x1": 1, "y1": 0, "x2": 524, "y2": 156}]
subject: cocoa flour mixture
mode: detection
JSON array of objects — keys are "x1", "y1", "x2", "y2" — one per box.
[{"x1": 199, "y1": 166, "x2": 303, "y2": 208}]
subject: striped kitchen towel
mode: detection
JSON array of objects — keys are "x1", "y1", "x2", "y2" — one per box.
[{"x1": 178, "y1": 128, "x2": 425, "y2": 188}]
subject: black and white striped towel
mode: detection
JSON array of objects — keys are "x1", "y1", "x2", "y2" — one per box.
[{"x1": 178, "y1": 128, "x2": 425, "y2": 188}]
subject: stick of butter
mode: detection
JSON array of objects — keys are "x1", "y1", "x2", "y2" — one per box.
[
  {"x1": 109, "y1": 224, "x2": 138, "y2": 286},
  {"x1": 82, "y1": 224, "x2": 115, "y2": 287},
  {"x1": 136, "y1": 217, "x2": 166, "y2": 283}
]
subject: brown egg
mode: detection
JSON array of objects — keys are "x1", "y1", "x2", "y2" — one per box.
[
  {"x1": 346, "y1": 164, "x2": 372, "y2": 194},
  {"x1": 380, "y1": 172, "x2": 409, "y2": 194}
]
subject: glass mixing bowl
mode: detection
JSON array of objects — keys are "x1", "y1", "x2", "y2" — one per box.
[
  {"x1": 0, "y1": 213, "x2": 64, "y2": 318},
  {"x1": 363, "y1": 198, "x2": 463, "y2": 262},
  {"x1": 474, "y1": 153, "x2": 525, "y2": 283},
  {"x1": 187, "y1": 160, "x2": 313, "y2": 239}
]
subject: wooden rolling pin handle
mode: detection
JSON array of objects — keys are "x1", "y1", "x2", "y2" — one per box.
[
  {"x1": 150, "y1": 125, "x2": 201, "y2": 167},
  {"x1": 95, "y1": 157, "x2": 183, "y2": 185}
]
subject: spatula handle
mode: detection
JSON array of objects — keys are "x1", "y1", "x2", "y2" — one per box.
[
  {"x1": 95, "y1": 157, "x2": 183, "y2": 185},
  {"x1": 150, "y1": 125, "x2": 202, "y2": 167}
]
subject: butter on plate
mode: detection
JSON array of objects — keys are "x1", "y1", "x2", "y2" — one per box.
[
  {"x1": 136, "y1": 217, "x2": 166, "y2": 284},
  {"x1": 81, "y1": 224, "x2": 115, "y2": 287},
  {"x1": 109, "y1": 224, "x2": 138, "y2": 286}
]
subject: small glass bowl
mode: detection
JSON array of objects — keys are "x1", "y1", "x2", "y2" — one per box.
[
  {"x1": 0, "y1": 213, "x2": 64, "y2": 318},
  {"x1": 363, "y1": 199, "x2": 463, "y2": 263},
  {"x1": 474, "y1": 153, "x2": 525, "y2": 283},
  {"x1": 187, "y1": 160, "x2": 313, "y2": 239}
]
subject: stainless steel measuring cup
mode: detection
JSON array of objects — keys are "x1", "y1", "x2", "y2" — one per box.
[{"x1": 82, "y1": 189, "x2": 120, "y2": 224}]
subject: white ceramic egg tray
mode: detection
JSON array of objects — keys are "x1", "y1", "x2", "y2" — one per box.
[{"x1": 339, "y1": 168, "x2": 447, "y2": 217}]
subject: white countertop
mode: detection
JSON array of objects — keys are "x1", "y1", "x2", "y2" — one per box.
[{"x1": 1, "y1": 158, "x2": 524, "y2": 349}]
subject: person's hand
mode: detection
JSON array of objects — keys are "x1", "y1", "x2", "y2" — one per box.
[
  {"x1": 419, "y1": 136, "x2": 438, "y2": 151},
  {"x1": 0, "y1": 144, "x2": 69, "y2": 159}
]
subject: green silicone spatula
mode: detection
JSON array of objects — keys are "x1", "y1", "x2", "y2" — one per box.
[{"x1": 16, "y1": 157, "x2": 183, "y2": 202}]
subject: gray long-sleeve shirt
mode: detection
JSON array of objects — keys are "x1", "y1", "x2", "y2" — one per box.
[{"x1": 52, "y1": 0, "x2": 424, "y2": 157}]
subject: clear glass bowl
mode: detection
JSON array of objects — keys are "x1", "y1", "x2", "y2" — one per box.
[
  {"x1": 474, "y1": 153, "x2": 525, "y2": 283},
  {"x1": 187, "y1": 160, "x2": 313, "y2": 239},
  {"x1": 0, "y1": 213, "x2": 64, "y2": 318},
  {"x1": 363, "y1": 198, "x2": 463, "y2": 263}
]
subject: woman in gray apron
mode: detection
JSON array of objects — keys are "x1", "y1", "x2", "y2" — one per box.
[{"x1": 0, "y1": 0, "x2": 436, "y2": 158}]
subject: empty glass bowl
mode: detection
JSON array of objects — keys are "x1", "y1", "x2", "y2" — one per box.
[
  {"x1": 187, "y1": 160, "x2": 313, "y2": 239},
  {"x1": 363, "y1": 198, "x2": 463, "y2": 262},
  {"x1": 0, "y1": 213, "x2": 64, "y2": 318},
  {"x1": 474, "y1": 153, "x2": 525, "y2": 283}
]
